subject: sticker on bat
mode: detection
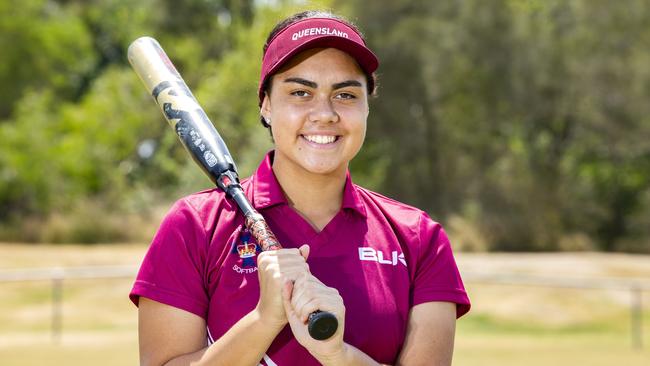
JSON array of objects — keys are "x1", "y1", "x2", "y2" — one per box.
[{"x1": 204, "y1": 151, "x2": 218, "y2": 167}]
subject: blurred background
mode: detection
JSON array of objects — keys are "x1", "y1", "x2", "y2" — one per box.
[{"x1": 0, "y1": 0, "x2": 648, "y2": 365}]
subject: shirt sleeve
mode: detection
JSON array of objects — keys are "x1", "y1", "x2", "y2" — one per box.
[
  {"x1": 411, "y1": 212, "x2": 471, "y2": 318},
  {"x1": 129, "y1": 198, "x2": 209, "y2": 319}
]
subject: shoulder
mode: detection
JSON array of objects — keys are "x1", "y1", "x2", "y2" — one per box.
[
  {"x1": 355, "y1": 185, "x2": 423, "y2": 213},
  {"x1": 353, "y1": 184, "x2": 440, "y2": 235},
  {"x1": 171, "y1": 177, "x2": 253, "y2": 225},
  {"x1": 178, "y1": 187, "x2": 228, "y2": 214},
  {"x1": 185, "y1": 174, "x2": 253, "y2": 208},
  {"x1": 168, "y1": 188, "x2": 226, "y2": 226}
]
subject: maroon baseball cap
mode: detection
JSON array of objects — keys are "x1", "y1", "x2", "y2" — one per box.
[{"x1": 258, "y1": 17, "x2": 379, "y2": 104}]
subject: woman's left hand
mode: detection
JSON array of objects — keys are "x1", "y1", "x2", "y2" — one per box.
[{"x1": 282, "y1": 272, "x2": 347, "y2": 363}]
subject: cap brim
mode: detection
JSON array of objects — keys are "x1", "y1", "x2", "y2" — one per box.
[{"x1": 259, "y1": 36, "x2": 378, "y2": 102}]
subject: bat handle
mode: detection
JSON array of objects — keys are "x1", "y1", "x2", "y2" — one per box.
[
  {"x1": 244, "y1": 213, "x2": 282, "y2": 251},
  {"x1": 244, "y1": 213, "x2": 339, "y2": 340}
]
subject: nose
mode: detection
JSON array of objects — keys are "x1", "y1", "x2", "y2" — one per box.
[{"x1": 308, "y1": 95, "x2": 339, "y2": 124}]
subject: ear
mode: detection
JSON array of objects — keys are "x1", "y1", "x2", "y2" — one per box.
[{"x1": 260, "y1": 93, "x2": 272, "y2": 121}]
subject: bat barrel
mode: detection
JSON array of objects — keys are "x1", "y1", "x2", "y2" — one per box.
[
  {"x1": 128, "y1": 37, "x2": 183, "y2": 94},
  {"x1": 128, "y1": 36, "x2": 238, "y2": 184}
]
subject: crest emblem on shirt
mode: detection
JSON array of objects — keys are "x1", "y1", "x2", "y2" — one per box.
[{"x1": 231, "y1": 229, "x2": 262, "y2": 273}]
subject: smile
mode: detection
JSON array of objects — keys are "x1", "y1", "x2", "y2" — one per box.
[{"x1": 302, "y1": 135, "x2": 339, "y2": 144}]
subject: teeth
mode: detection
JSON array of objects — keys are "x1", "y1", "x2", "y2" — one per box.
[{"x1": 303, "y1": 135, "x2": 336, "y2": 144}]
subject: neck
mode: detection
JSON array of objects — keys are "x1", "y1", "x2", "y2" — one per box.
[{"x1": 272, "y1": 155, "x2": 347, "y2": 232}]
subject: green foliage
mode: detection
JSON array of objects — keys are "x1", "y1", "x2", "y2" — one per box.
[
  {"x1": 0, "y1": 0, "x2": 96, "y2": 118},
  {"x1": 0, "y1": 91, "x2": 58, "y2": 217},
  {"x1": 0, "y1": 0, "x2": 648, "y2": 251},
  {"x1": 343, "y1": 0, "x2": 650, "y2": 252}
]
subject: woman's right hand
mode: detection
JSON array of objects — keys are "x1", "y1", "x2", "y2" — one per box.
[{"x1": 255, "y1": 244, "x2": 310, "y2": 327}]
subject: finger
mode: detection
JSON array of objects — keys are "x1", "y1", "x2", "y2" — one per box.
[
  {"x1": 282, "y1": 280, "x2": 294, "y2": 302},
  {"x1": 298, "y1": 274, "x2": 328, "y2": 293},
  {"x1": 258, "y1": 253, "x2": 308, "y2": 274},
  {"x1": 282, "y1": 280, "x2": 297, "y2": 318},
  {"x1": 278, "y1": 248, "x2": 301, "y2": 258},
  {"x1": 298, "y1": 244, "x2": 310, "y2": 261},
  {"x1": 291, "y1": 273, "x2": 332, "y2": 301},
  {"x1": 290, "y1": 274, "x2": 326, "y2": 323},
  {"x1": 276, "y1": 252, "x2": 309, "y2": 270},
  {"x1": 307, "y1": 273, "x2": 325, "y2": 286},
  {"x1": 289, "y1": 273, "x2": 309, "y2": 307},
  {"x1": 295, "y1": 298, "x2": 322, "y2": 324},
  {"x1": 259, "y1": 249, "x2": 300, "y2": 263},
  {"x1": 297, "y1": 280, "x2": 343, "y2": 317}
]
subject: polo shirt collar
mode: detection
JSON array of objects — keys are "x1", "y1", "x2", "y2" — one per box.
[
  {"x1": 250, "y1": 151, "x2": 286, "y2": 209},
  {"x1": 341, "y1": 170, "x2": 367, "y2": 217},
  {"x1": 251, "y1": 151, "x2": 367, "y2": 217}
]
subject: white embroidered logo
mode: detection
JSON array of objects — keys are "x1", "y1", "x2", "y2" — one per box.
[
  {"x1": 291, "y1": 27, "x2": 349, "y2": 41},
  {"x1": 358, "y1": 247, "x2": 407, "y2": 267}
]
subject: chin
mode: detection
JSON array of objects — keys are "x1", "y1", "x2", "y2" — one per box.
[{"x1": 301, "y1": 159, "x2": 346, "y2": 176}]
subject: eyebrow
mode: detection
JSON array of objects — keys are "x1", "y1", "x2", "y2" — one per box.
[
  {"x1": 332, "y1": 80, "x2": 363, "y2": 90},
  {"x1": 283, "y1": 77, "x2": 363, "y2": 90},
  {"x1": 284, "y1": 77, "x2": 317, "y2": 89}
]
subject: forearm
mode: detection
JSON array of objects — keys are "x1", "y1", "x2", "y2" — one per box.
[
  {"x1": 165, "y1": 309, "x2": 283, "y2": 366},
  {"x1": 318, "y1": 343, "x2": 390, "y2": 366}
]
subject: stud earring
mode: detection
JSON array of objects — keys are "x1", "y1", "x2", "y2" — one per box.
[{"x1": 265, "y1": 117, "x2": 272, "y2": 125}]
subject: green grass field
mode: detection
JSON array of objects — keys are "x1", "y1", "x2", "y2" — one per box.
[{"x1": 0, "y1": 244, "x2": 648, "y2": 365}]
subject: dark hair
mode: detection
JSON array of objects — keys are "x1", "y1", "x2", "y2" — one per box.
[{"x1": 259, "y1": 10, "x2": 378, "y2": 131}]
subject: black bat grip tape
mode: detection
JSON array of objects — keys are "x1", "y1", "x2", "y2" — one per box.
[{"x1": 308, "y1": 310, "x2": 338, "y2": 340}]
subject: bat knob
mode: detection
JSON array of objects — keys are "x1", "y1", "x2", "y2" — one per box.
[{"x1": 307, "y1": 310, "x2": 338, "y2": 340}]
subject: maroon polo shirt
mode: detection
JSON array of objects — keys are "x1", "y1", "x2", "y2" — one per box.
[{"x1": 130, "y1": 151, "x2": 470, "y2": 365}]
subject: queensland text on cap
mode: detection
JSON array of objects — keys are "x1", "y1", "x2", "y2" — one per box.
[{"x1": 291, "y1": 27, "x2": 350, "y2": 41}]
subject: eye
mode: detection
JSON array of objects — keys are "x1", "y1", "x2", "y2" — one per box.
[
  {"x1": 290, "y1": 90, "x2": 310, "y2": 97},
  {"x1": 335, "y1": 92, "x2": 357, "y2": 100}
]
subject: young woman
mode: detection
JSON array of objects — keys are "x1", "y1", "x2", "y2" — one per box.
[{"x1": 131, "y1": 10, "x2": 470, "y2": 366}]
